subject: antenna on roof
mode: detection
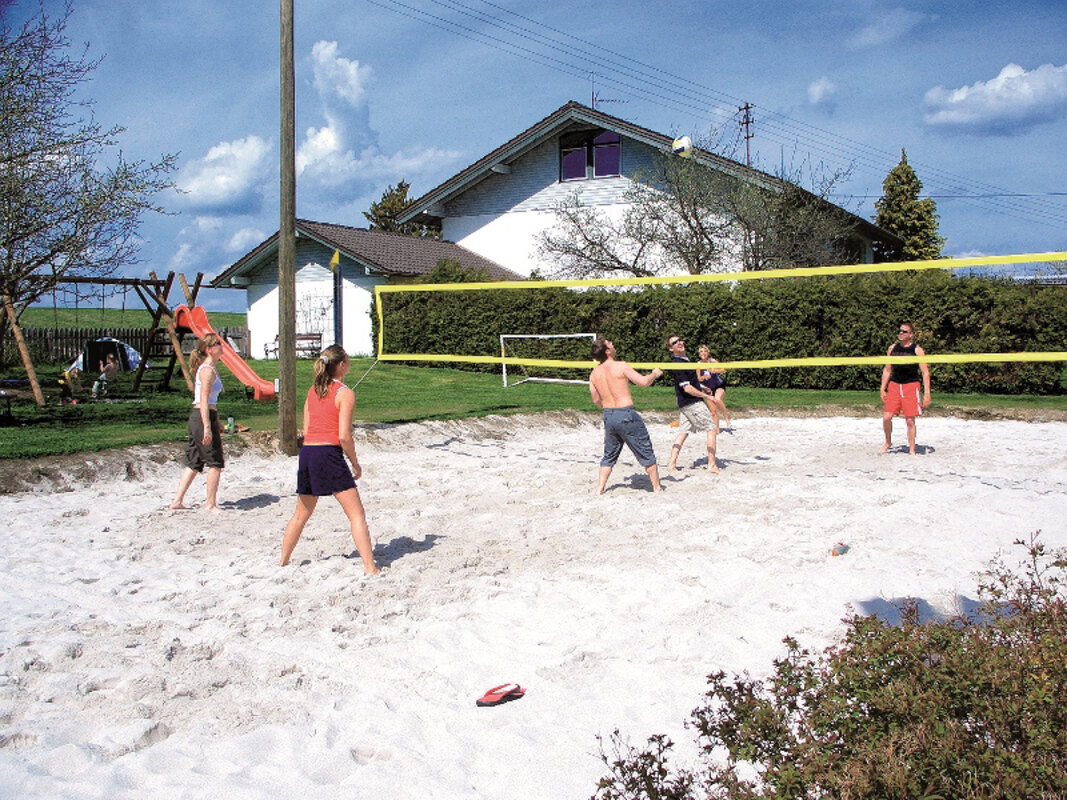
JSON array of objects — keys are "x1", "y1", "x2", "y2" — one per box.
[{"x1": 590, "y1": 73, "x2": 627, "y2": 110}]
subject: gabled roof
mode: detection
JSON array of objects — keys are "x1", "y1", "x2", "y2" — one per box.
[
  {"x1": 210, "y1": 219, "x2": 524, "y2": 288},
  {"x1": 397, "y1": 100, "x2": 901, "y2": 248}
]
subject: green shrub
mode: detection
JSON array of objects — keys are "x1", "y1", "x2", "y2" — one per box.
[
  {"x1": 594, "y1": 534, "x2": 1067, "y2": 800},
  {"x1": 375, "y1": 269, "x2": 1067, "y2": 394}
]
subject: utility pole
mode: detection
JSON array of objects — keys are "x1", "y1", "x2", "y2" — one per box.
[
  {"x1": 278, "y1": 0, "x2": 298, "y2": 455},
  {"x1": 738, "y1": 102, "x2": 754, "y2": 167}
]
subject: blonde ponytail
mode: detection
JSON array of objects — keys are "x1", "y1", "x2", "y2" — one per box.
[{"x1": 312, "y1": 344, "x2": 348, "y2": 397}]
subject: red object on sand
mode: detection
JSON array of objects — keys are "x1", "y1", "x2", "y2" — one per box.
[{"x1": 476, "y1": 683, "x2": 525, "y2": 707}]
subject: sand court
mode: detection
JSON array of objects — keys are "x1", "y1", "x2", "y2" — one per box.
[{"x1": 1, "y1": 412, "x2": 1065, "y2": 797}]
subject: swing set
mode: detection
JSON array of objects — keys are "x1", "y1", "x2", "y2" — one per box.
[{"x1": 3, "y1": 271, "x2": 204, "y2": 407}]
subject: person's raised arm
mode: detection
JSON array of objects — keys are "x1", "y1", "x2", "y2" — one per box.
[
  {"x1": 335, "y1": 386, "x2": 361, "y2": 479},
  {"x1": 623, "y1": 364, "x2": 662, "y2": 387}
]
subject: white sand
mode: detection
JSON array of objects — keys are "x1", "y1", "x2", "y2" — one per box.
[{"x1": 1, "y1": 412, "x2": 1065, "y2": 798}]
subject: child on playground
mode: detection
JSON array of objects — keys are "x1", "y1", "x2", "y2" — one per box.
[
  {"x1": 280, "y1": 345, "x2": 380, "y2": 575},
  {"x1": 91, "y1": 353, "x2": 119, "y2": 399},
  {"x1": 59, "y1": 368, "x2": 81, "y2": 405}
]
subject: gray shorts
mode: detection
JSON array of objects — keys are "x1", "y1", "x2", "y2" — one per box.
[
  {"x1": 678, "y1": 401, "x2": 715, "y2": 433},
  {"x1": 601, "y1": 407, "x2": 657, "y2": 468},
  {"x1": 185, "y1": 408, "x2": 225, "y2": 471}
]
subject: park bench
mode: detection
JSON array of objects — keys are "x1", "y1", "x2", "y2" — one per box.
[{"x1": 265, "y1": 332, "x2": 323, "y2": 359}]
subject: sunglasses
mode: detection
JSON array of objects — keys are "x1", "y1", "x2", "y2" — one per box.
[
  {"x1": 668, "y1": 338, "x2": 683, "y2": 346},
  {"x1": 899, "y1": 329, "x2": 912, "y2": 334}
]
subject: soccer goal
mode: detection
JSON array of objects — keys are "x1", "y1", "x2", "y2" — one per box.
[{"x1": 500, "y1": 333, "x2": 597, "y2": 387}]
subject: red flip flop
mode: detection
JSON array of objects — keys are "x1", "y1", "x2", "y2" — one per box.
[{"x1": 476, "y1": 683, "x2": 526, "y2": 707}]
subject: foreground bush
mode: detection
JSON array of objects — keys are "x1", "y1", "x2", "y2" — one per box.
[{"x1": 595, "y1": 534, "x2": 1067, "y2": 800}]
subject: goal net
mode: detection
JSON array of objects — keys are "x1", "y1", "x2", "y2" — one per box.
[{"x1": 500, "y1": 333, "x2": 597, "y2": 387}]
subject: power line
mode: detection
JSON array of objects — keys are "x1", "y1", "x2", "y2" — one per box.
[{"x1": 364, "y1": 0, "x2": 1067, "y2": 230}]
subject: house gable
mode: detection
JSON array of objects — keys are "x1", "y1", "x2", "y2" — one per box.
[{"x1": 399, "y1": 101, "x2": 901, "y2": 274}]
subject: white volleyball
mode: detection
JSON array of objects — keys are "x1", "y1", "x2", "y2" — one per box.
[{"x1": 671, "y1": 135, "x2": 694, "y2": 157}]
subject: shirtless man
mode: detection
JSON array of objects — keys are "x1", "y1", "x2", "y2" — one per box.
[
  {"x1": 589, "y1": 337, "x2": 664, "y2": 494},
  {"x1": 880, "y1": 321, "x2": 931, "y2": 455}
]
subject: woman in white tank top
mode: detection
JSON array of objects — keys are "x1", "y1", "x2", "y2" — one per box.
[{"x1": 170, "y1": 333, "x2": 226, "y2": 512}]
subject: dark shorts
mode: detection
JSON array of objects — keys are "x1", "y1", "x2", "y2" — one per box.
[
  {"x1": 185, "y1": 408, "x2": 224, "y2": 472},
  {"x1": 296, "y1": 445, "x2": 357, "y2": 496},
  {"x1": 700, "y1": 373, "x2": 724, "y2": 392},
  {"x1": 601, "y1": 407, "x2": 657, "y2": 468}
]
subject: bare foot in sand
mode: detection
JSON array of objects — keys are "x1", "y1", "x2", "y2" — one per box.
[
  {"x1": 168, "y1": 503, "x2": 191, "y2": 510},
  {"x1": 204, "y1": 505, "x2": 224, "y2": 514},
  {"x1": 879, "y1": 442, "x2": 891, "y2": 454}
]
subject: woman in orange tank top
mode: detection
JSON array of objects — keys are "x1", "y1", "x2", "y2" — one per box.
[{"x1": 279, "y1": 345, "x2": 379, "y2": 574}]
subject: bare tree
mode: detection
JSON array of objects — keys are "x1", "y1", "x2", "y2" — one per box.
[
  {"x1": 538, "y1": 133, "x2": 859, "y2": 278},
  {"x1": 0, "y1": 3, "x2": 176, "y2": 351}
]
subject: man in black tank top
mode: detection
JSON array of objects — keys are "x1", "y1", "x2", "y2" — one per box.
[{"x1": 880, "y1": 322, "x2": 931, "y2": 455}]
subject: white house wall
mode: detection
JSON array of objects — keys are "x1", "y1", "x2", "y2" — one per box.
[
  {"x1": 243, "y1": 238, "x2": 385, "y2": 358},
  {"x1": 443, "y1": 135, "x2": 662, "y2": 276}
]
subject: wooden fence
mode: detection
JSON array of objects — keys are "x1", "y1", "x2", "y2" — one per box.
[{"x1": 1, "y1": 325, "x2": 250, "y2": 367}]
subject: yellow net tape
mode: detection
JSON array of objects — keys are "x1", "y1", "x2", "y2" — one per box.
[{"x1": 374, "y1": 251, "x2": 1067, "y2": 370}]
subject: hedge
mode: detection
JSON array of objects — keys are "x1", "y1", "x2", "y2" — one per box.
[{"x1": 374, "y1": 271, "x2": 1067, "y2": 394}]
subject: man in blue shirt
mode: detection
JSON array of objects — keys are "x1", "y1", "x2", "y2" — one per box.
[{"x1": 666, "y1": 335, "x2": 719, "y2": 473}]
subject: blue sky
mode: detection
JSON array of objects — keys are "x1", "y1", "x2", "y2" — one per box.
[{"x1": 8, "y1": 0, "x2": 1067, "y2": 311}]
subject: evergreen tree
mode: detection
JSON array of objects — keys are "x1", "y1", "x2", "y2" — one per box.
[
  {"x1": 363, "y1": 180, "x2": 441, "y2": 239},
  {"x1": 873, "y1": 149, "x2": 945, "y2": 261}
]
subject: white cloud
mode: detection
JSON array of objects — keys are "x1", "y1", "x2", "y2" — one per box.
[
  {"x1": 176, "y1": 135, "x2": 272, "y2": 212},
  {"x1": 808, "y1": 76, "x2": 836, "y2": 105},
  {"x1": 923, "y1": 63, "x2": 1067, "y2": 134},
  {"x1": 296, "y1": 113, "x2": 344, "y2": 175},
  {"x1": 297, "y1": 42, "x2": 461, "y2": 191},
  {"x1": 298, "y1": 140, "x2": 462, "y2": 189},
  {"x1": 848, "y1": 8, "x2": 929, "y2": 48},
  {"x1": 227, "y1": 227, "x2": 267, "y2": 253},
  {"x1": 167, "y1": 242, "x2": 197, "y2": 271},
  {"x1": 311, "y1": 41, "x2": 372, "y2": 108}
]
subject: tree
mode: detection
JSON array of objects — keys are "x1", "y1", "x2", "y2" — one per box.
[
  {"x1": 873, "y1": 149, "x2": 945, "y2": 262},
  {"x1": 0, "y1": 3, "x2": 175, "y2": 354},
  {"x1": 537, "y1": 139, "x2": 860, "y2": 279},
  {"x1": 363, "y1": 180, "x2": 441, "y2": 239}
]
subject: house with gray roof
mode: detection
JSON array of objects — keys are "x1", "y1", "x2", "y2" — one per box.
[
  {"x1": 211, "y1": 219, "x2": 521, "y2": 357},
  {"x1": 398, "y1": 100, "x2": 900, "y2": 276}
]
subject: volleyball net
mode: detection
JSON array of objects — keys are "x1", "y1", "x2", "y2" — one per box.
[{"x1": 373, "y1": 251, "x2": 1067, "y2": 373}]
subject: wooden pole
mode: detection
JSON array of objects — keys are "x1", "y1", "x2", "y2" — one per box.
[
  {"x1": 2, "y1": 294, "x2": 46, "y2": 406},
  {"x1": 145, "y1": 271, "x2": 193, "y2": 392},
  {"x1": 278, "y1": 0, "x2": 298, "y2": 455},
  {"x1": 178, "y1": 272, "x2": 205, "y2": 307}
]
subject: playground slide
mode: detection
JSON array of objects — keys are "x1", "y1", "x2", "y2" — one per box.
[{"x1": 173, "y1": 305, "x2": 276, "y2": 401}]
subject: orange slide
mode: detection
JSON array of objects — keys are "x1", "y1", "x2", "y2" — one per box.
[{"x1": 173, "y1": 305, "x2": 276, "y2": 401}]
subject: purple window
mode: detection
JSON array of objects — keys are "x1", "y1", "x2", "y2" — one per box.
[
  {"x1": 561, "y1": 147, "x2": 588, "y2": 181},
  {"x1": 593, "y1": 131, "x2": 620, "y2": 177},
  {"x1": 560, "y1": 129, "x2": 621, "y2": 181}
]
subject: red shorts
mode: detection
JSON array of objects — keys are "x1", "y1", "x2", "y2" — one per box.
[{"x1": 884, "y1": 381, "x2": 922, "y2": 417}]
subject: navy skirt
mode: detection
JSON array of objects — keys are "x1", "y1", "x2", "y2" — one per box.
[{"x1": 296, "y1": 445, "x2": 356, "y2": 496}]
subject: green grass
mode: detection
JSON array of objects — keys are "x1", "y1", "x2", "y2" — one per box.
[
  {"x1": 1, "y1": 358, "x2": 1065, "y2": 460},
  {"x1": 18, "y1": 306, "x2": 247, "y2": 330}
]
